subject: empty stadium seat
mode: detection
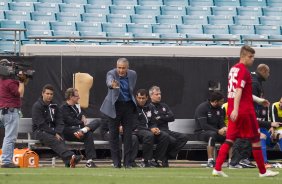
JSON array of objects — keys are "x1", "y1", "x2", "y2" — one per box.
[
  {"x1": 229, "y1": 25, "x2": 255, "y2": 35},
  {"x1": 0, "y1": 20, "x2": 25, "y2": 28},
  {"x1": 25, "y1": 21, "x2": 51, "y2": 30},
  {"x1": 107, "y1": 14, "x2": 131, "y2": 23},
  {"x1": 0, "y1": 30, "x2": 26, "y2": 40},
  {"x1": 127, "y1": 23, "x2": 152, "y2": 33},
  {"x1": 56, "y1": 12, "x2": 82, "y2": 22},
  {"x1": 50, "y1": 21, "x2": 76, "y2": 31},
  {"x1": 240, "y1": 0, "x2": 267, "y2": 7},
  {"x1": 102, "y1": 23, "x2": 127, "y2": 33},
  {"x1": 107, "y1": 32, "x2": 133, "y2": 38},
  {"x1": 0, "y1": 2, "x2": 9, "y2": 11},
  {"x1": 186, "y1": 7, "x2": 212, "y2": 16},
  {"x1": 84, "y1": 5, "x2": 110, "y2": 14},
  {"x1": 152, "y1": 24, "x2": 177, "y2": 34},
  {"x1": 156, "y1": 15, "x2": 182, "y2": 24},
  {"x1": 267, "y1": 0, "x2": 282, "y2": 7},
  {"x1": 233, "y1": 16, "x2": 260, "y2": 25},
  {"x1": 268, "y1": 35, "x2": 282, "y2": 45},
  {"x1": 189, "y1": 0, "x2": 214, "y2": 7},
  {"x1": 133, "y1": 32, "x2": 160, "y2": 44},
  {"x1": 262, "y1": 7, "x2": 282, "y2": 16},
  {"x1": 63, "y1": 0, "x2": 88, "y2": 4},
  {"x1": 34, "y1": 3, "x2": 60, "y2": 13},
  {"x1": 177, "y1": 24, "x2": 203, "y2": 34},
  {"x1": 161, "y1": 6, "x2": 186, "y2": 16},
  {"x1": 255, "y1": 25, "x2": 281, "y2": 35},
  {"x1": 9, "y1": 2, "x2": 34, "y2": 12},
  {"x1": 135, "y1": 6, "x2": 161, "y2": 15},
  {"x1": 203, "y1": 25, "x2": 229, "y2": 34},
  {"x1": 0, "y1": 40, "x2": 17, "y2": 53},
  {"x1": 13, "y1": 0, "x2": 38, "y2": 2},
  {"x1": 0, "y1": 10, "x2": 4, "y2": 20},
  {"x1": 5, "y1": 10, "x2": 31, "y2": 20},
  {"x1": 112, "y1": 0, "x2": 138, "y2": 6},
  {"x1": 211, "y1": 7, "x2": 237, "y2": 16},
  {"x1": 260, "y1": 16, "x2": 282, "y2": 26},
  {"x1": 208, "y1": 15, "x2": 234, "y2": 25},
  {"x1": 182, "y1": 15, "x2": 208, "y2": 25},
  {"x1": 213, "y1": 34, "x2": 241, "y2": 45},
  {"x1": 163, "y1": 0, "x2": 189, "y2": 6},
  {"x1": 186, "y1": 34, "x2": 214, "y2": 45},
  {"x1": 241, "y1": 34, "x2": 269, "y2": 46},
  {"x1": 76, "y1": 22, "x2": 102, "y2": 32},
  {"x1": 81, "y1": 13, "x2": 106, "y2": 22},
  {"x1": 53, "y1": 30, "x2": 80, "y2": 36},
  {"x1": 237, "y1": 7, "x2": 263, "y2": 16},
  {"x1": 110, "y1": 5, "x2": 135, "y2": 15},
  {"x1": 138, "y1": 0, "x2": 163, "y2": 6},
  {"x1": 131, "y1": 14, "x2": 156, "y2": 24},
  {"x1": 59, "y1": 4, "x2": 85, "y2": 13},
  {"x1": 214, "y1": 0, "x2": 240, "y2": 7},
  {"x1": 160, "y1": 33, "x2": 186, "y2": 45},
  {"x1": 38, "y1": 0, "x2": 63, "y2": 3},
  {"x1": 31, "y1": 12, "x2": 56, "y2": 21},
  {"x1": 87, "y1": 0, "x2": 112, "y2": 5},
  {"x1": 79, "y1": 31, "x2": 106, "y2": 37},
  {"x1": 26, "y1": 30, "x2": 53, "y2": 38}
]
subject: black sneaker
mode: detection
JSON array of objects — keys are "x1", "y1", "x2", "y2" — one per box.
[
  {"x1": 207, "y1": 160, "x2": 215, "y2": 168},
  {"x1": 161, "y1": 160, "x2": 169, "y2": 168},
  {"x1": 70, "y1": 155, "x2": 83, "y2": 168},
  {"x1": 1, "y1": 163, "x2": 20, "y2": 168},
  {"x1": 86, "y1": 160, "x2": 97, "y2": 168},
  {"x1": 140, "y1": 160, "x2": 153, "y2": 168},
  {"x1": 150, "y1": 160, "x2": 161, "y2": 167},
  {"x1": 239, "y1": 159, "x2": 256, "y2": 168}
]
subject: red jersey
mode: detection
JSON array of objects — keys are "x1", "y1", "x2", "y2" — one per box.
[
  {"x1": 227, "y1": 62, "x2": 254, "y2": 116},
  {"x1": 0, "y1": 78, "x2": 21, "y2": 108}
]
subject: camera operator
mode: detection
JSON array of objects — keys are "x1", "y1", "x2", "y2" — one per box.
[{"x1": 0, "y1": 71, "x2": 27, "y2": 168}]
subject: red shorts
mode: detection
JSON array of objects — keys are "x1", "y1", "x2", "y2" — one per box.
[{"x1": 226, "y1": 113, "x2": 260, "y2": 143}]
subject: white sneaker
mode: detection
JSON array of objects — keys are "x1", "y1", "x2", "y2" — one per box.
[
  {"x1": 212, "y1": 169, "x2": 229, "y2": 177},
  {"x1": 259, "y1": 169, "x2": 279, "y2": 177}
]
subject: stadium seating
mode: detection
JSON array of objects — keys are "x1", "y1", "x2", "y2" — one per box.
[
  {"x1": 81, "y1": 13, "x2": 106, "y2": 22},
  {"x1": 109, "y1": 5, "x2": 135, "y2": 15},
  {"x1": 241, "y1": 34, "x2": 269, "y2": 46},
  {"x1": 187, "y1": 34, "x2": 214, "y2": 45},
  {"x1": 25, "y1": 30, "x2": 53, "y2": 38},
  {"x1": 34, "y1": 3, "x2": 60, "y2": 13},
  {"x1": 156, "y1": 15, "x2": 182, "y2": 24},
  {"x1": 130, "y1": 14, "x2": 156, "y2": 24},
  {"x1": 214, "y1": 0, "x2": 240, "y2": 7},
  {"x1": 163, "y1": 0, "x2": 189, "y2": 6},
  {"x1": 182, "y1": 15, "x2": 208, "y2": 25},
  {"x1": 213, "y1": 34, "x2": 241, "y2": 45},
  {"x1": 31, "y1": 12, "x2": 56, "y2": 21},
  {"x1": 2, "y1": 0, "x2": 282, "y2": 52}
]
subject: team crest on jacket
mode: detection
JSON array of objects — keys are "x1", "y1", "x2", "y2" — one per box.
[
  {"x1": 146, "y1": 111, "x2": 152, "y2": 117},
  {"x1": 217, "y1": 111, "x2": 220, "y2": 115},
  {"x1": 162, "y1": 107, "x2": 166, "y2": 112}
]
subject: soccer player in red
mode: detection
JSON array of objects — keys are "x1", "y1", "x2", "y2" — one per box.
[{"x1": 212, "y1": 45, "x2": 279, "y2": 177}]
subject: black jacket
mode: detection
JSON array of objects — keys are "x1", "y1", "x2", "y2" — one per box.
[
  {"x1": 149, "y1": 102, "x2": 175, "y2": 131},
  {"x1": 60, "y1": 102, "x2": 84, "y2": 128},
  {"x1": 134, "y1": 104, "x2": 154, "y2": 131},
  {"x1": 194, "y1": 101, "x2": 226, "y2": 133},
  {"x1": 32, "y1": 97, "x2": 64, "y2": 135}
]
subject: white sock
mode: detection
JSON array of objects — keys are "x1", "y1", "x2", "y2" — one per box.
[
  {"x1": 208, "y1": 158, "x2": 213, "y2": 162},
  {"x1": 81, "y1": 127, "x2": 88, "y2": 133}
]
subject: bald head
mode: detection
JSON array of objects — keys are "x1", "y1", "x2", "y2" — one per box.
[{"x1": 256, "y1": 64, "x2": 270, "y2": 80}]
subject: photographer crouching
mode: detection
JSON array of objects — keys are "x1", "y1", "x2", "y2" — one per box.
[{"x1": 0, "y1": 66, "x2": 28, "y2": 168}]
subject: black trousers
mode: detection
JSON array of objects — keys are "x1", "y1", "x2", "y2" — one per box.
[
  {"x1": 230, "y1": 138, "x2": 252, "y2": 165},
  {"x1": 162, "y1": 130, "x2": 189, "y2": 159},
  {"x1": 63, "y1": 128, "x2": 97, "y2": 160},
  {"x1": 107, "y1": 101, "x2": 136, "y2": 167},
  {"x1": 134, "y1": 129, "x2": 154, "y2": 161},
  {"x1": 34, "y1": 131, "x2": 74, "y2": 164},
  {"x1": 196, "y1": 130, "x2": 226, "y2": 146}
]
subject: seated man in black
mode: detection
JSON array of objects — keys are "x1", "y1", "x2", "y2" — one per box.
[
  {"x1": 60, "y1": 88, "x2": 100, "y2": 168},
  {"x1": 148, "y1": 86, "x2": 189, "y2": 167},
  {"x1": 194, "y1": 91, "x2": 226, "y2": 168},
  {"x1": 32, "y1": 84, "x2": 82, "y2": 168},
  {"x1": 134, "y1": 89, "x2": 170, "y2": 167}
]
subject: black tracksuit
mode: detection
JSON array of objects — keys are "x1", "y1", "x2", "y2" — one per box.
[
  {"x1": 133, "y1": 104, "x2": 169, "y2": 161},
  {"x1": 194, "y1": 101, "x2": 226, "y2": 146},
  {"x1": 60, "y1": 102, "x2": 100, "y2": 160},
  {"x1": 149, "y1": 102, "x2": 189, "y2": 159},
  {"x1": 32, "y1": 98, "x2": 74, "y2": 164}
]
